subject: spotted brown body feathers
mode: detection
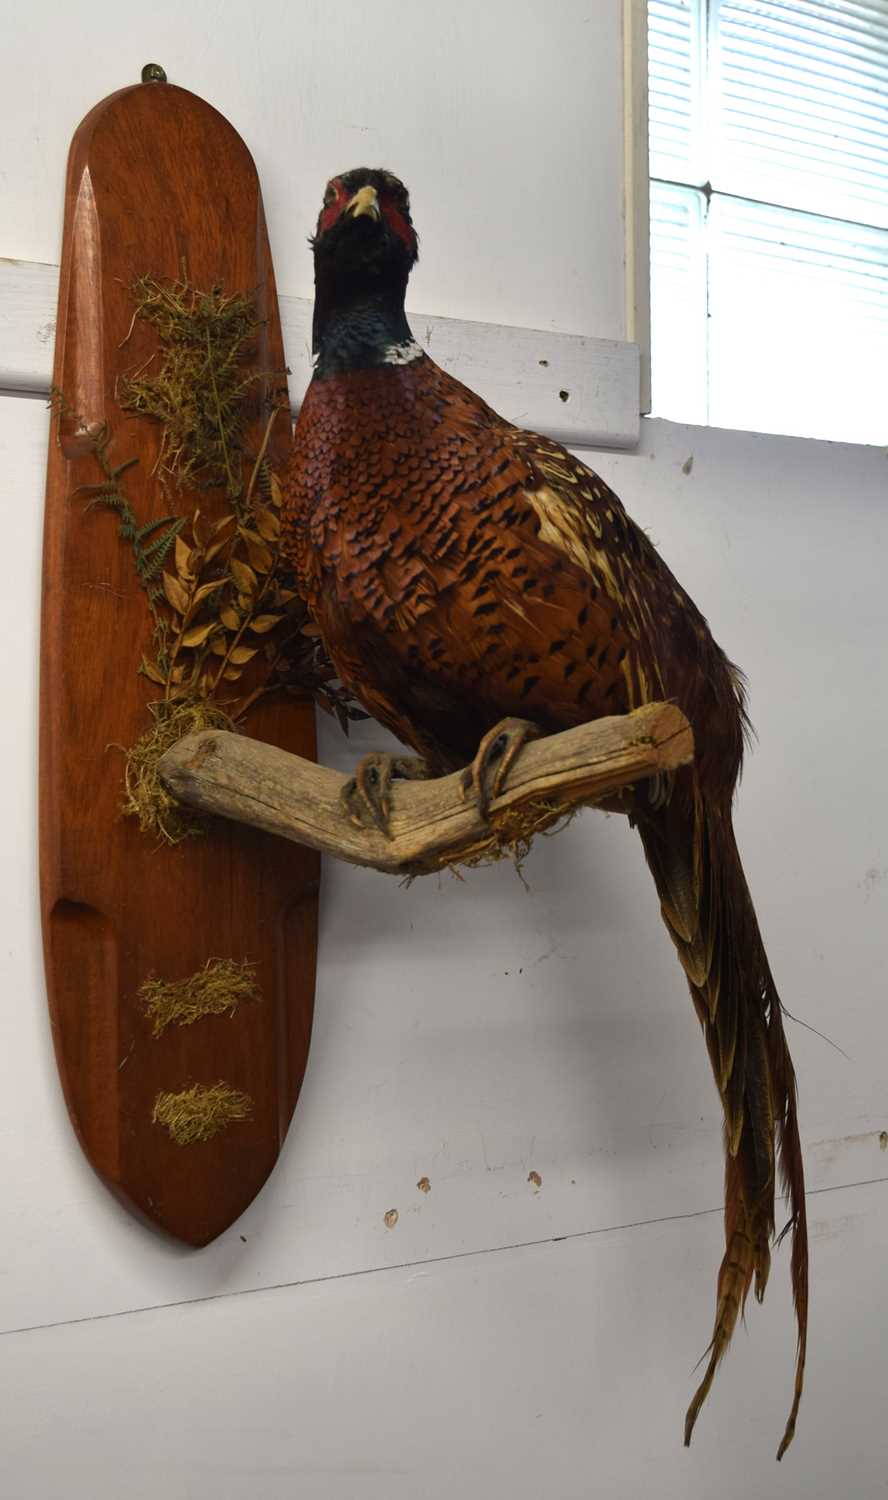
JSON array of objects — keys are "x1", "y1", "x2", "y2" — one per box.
[{"x1": 287, "y1": 358, "x2": 738, "y2": 776}]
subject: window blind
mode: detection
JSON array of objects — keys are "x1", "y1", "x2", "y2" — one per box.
[
  {"x1": 648, "y1": 0, "x2": 888, "y2": 443},
  {"x1": 712, "y1": 0, "x2": 888, "y2": 228}
]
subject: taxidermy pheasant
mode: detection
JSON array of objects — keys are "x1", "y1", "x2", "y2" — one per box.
[{"x1": 282, "y1": 168, "x2": 808, "y2": 1457}]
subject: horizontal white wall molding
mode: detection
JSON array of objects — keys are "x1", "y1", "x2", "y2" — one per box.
[{"x1": 0, "y1": 257, "x2": 640, "y2": 449}]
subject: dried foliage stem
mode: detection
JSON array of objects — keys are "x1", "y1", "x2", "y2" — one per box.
[
  {"x1": 206, "y1": 326, "x2": 234, "y2": 493},
  {"x1": 210, "y1": 566, "x2": 273, "y2": 693},
  {"x1": 242, "y1": 406, "x2": 280, "y2": 517}
]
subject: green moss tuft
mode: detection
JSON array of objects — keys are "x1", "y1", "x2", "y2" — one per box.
[
  {"x1": 140, "y1": 958, "x2": 260, "y2": 1038},
  {"x1": 152, "y1": 1082, "x2": 253, "y2": 1145},
  {"x1": 121, "y1": 698, "x2": 236, "y2": 844},
  {"x1": 119, "y1": 276, "x2": 261, "y2": 498}
]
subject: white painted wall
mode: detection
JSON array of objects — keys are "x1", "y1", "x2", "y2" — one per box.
[
  {"x1": 2, "y1": 0, "x2": 627, "y2": 340},
  {"x1": 3, "y1": 3, "x2": 888, "y2": 1496},
  {"x1": 3, "y1": 397, "x2": 887, "y2": 1496}
]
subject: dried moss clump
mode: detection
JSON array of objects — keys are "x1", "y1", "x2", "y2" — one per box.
[
  {"x1": 119, "y1": 275, "x2": 261, "y2": 497},
  {"x1": 152, "y1": 1082, "x2": 253, "y2": 1145},
  {"x1": 410, "y1": 797, "x2": 581, "y2": 879},
  {"x1": 140, "y1": 958, "x2": 260, "y2": 1038},
  {"x1": 122, "y1": 699, "x2": 236, "y2": 844}
]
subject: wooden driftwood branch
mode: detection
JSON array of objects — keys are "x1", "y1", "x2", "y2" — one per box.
[{"x1": 158, "y1": 702, "x2": 693, "y2": 877}]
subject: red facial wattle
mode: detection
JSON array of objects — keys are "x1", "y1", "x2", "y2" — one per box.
[
  {"x1": 316, "y1": 181, "x2": 346, "y2": 236},
  {"x1": 381, "y1": 200, "x2": 415, "y2": 254}
]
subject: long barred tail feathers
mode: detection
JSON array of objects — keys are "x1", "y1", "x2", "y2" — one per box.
[
  {"x1": 770, "y1": 1005, "x2": 808, "y2": 1460},
  {"x1": 683, "y1": 1183, "x2": 757, "y2": 1447},
  {"x1": 637, "y1": 785, "x2": 808, "y2": 1459}
]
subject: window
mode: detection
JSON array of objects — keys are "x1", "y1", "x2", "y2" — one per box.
[{"x1": 648, "y1": 0, "x2": 888, "y2": 444}]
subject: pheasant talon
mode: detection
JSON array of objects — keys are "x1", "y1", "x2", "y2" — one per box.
[
  {"x1": 340, "y1": 752, "x2": 430, "y2": 839},
  {"x1": 461, "y1": 718, "x2": 540, "y2": 819}
]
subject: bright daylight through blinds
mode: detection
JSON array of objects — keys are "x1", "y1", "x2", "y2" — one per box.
[{"x1": 649, "y1": 0, "x2": 888, "y2": 444}]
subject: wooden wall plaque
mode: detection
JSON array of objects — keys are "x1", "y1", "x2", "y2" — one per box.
[{"x1": 40, "y1": 71, "x2": 318, "y2": 1247}]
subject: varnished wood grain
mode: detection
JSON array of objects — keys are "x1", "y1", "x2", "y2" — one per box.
[{"x1": 40, "y1": 78, "x2": 318, "y2": 1247}]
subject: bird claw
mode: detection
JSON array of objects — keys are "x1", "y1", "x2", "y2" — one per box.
[
  {"x1": 460, "y1": 718, "x2": 540, "y2": 819},
  {"x1": 340, "y1": 752, "x2": 430, "y2": 839}
]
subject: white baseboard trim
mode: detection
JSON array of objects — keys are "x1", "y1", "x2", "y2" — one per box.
[{"x1": 0, "y1": 257, "x2": 640, "y2": 450}]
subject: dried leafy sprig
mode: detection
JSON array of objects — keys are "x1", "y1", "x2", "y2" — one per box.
[
  {"x1": 140, "y1": 459, "x2": 295, "y2": 705},
  {"x1": 269, "y1": 619, "x2": 370, "y2": 733},
  {"x1": 139, "y1": 449, "x2": 365, "y2": 727}
]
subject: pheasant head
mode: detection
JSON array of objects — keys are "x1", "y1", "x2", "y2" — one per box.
[{"x1": 311, "y1": 168, "x2": 419, "y2": 372}]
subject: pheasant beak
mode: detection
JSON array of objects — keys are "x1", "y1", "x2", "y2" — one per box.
[{"x1": 345, "y1": 185, "x2": 381, "y2": 222}]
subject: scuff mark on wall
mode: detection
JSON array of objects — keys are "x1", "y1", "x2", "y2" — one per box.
[
  {"x1": 810, "y1": 1214, "x2": 856, "y2": 1243},
  {"x1": 810, "y1": 1130, "x2": 888, "y2": 1168}
]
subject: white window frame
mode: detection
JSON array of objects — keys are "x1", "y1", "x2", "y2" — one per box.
[{"x1": 624, "y1": 0, "x2": 654, "y2": 417}]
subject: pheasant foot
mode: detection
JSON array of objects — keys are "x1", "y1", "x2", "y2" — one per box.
[
  {"x1": 341, "y1": 752, "x2": 430, "y2": 838},
  {"x1": 460, "y1": 718, "x2": 540, "y2": 819}
]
